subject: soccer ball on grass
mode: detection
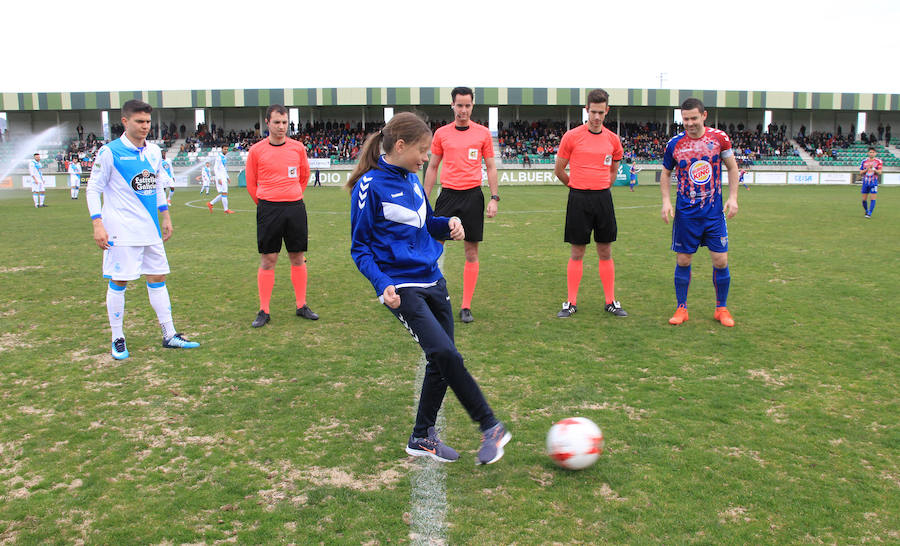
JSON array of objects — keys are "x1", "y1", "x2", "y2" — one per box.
[{"x1": 546, "y1": 417, "x2": 604, "y2": 470}]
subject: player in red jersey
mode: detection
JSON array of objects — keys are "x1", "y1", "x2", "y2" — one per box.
[
  {"x1": 859, "y1": 147, "x2": 883, "y2": 218},
  {"x1": 660, "y1": 98, "x2": 740, "y2": 327},
  {"x1": 554, "y1": 89, "x2": 627, "y2": 319},
  {"x1": 424, "y1": 87, "x2": 499, "y2": 324},
  {"x1": 245, "y1": 104, "x2": 317, "y2": 328}
]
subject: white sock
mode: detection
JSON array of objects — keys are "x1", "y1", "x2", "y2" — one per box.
[
  {"x1": 33, "y1": 193, "x2": 39, "y2": 206},
  {"x1": 107, "y1": 281, "x2": 126, "y2": 341},
  {"x1": 210, "y1": 194, "x2": 222, "y2": 205},
  {"x1": 39, "y1": 194, "x2": 45, "y2": 206},
  {"x1": 222, "y1": 196, "x2": 229, "y2": 210},
  {"x1": 147, "y1": 282, "x2": 176, "y2": 339}
]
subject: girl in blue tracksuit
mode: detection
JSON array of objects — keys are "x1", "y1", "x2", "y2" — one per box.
[{"x1": 347, "y1": 112, "x2": 510, "y2": 465}]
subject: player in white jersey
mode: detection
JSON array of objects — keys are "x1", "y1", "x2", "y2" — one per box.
[
  {"x1": 86, "y1": 99, "x2": 200, "y2": 359},
  {"x1": 207, "y1": 148, "x2": 234, "y2": 213},
  {"x1": 160, "y1": 150, "x2": 175, "y2": 205},
  {"x1": 68, "y1": 159, "x2": 82, "y2": 199},
  {"x1": 196, "y1": 161, "x2": 212, "y2": 194},
  {"x1": 29, "y1": 153, "x2": 46, "y2": 207}
]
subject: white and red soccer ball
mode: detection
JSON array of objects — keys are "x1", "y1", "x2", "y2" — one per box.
[{"x1": 546, "y1": 417, "x2": 604, "y2": 470}]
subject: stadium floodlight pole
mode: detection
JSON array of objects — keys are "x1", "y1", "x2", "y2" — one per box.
[{"x1": 658, "y1": 72, "x2": 667, "y2": 88}]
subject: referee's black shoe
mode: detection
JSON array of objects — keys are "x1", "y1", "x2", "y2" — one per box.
[
  {"x1": 460, "y1": 308, "x2": 474, "y2": 323},
  {"x1": 296, "y1": 305, "x2": 319, "y2": 320},
  {"x1": 557, "y1": 302, "x2": 577, "y2": 318},
  {"x1": 251, "y1": 310, "x2": 270, "y2": 328},
  {"x1": 605, "y1": 301, "x2": 628, "y2": 317}
]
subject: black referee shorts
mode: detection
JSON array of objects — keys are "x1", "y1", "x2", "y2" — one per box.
[
  {"x1": 257, "y1": 199, "x2": 308, "y2": 254},
  {"x1": 564, "y1": 188, "x2": 617, "y2": 245},
  {"x1": 433, "y1": 187, "x2": 485, "y2": 242}
]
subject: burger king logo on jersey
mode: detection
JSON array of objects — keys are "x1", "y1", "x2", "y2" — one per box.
[
  {"x1": 688, "y1": 160, "x2": 713, "y2": 185},
  {"x1": 131, "y1": 169, "x2": 157, "y2": 195}
]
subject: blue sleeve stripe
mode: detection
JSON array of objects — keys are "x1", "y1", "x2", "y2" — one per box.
[
  {"x1": 158, "y1": 205, "x2": 169, "y2": 212},
  {"x1": 90, "y1": 214, "x2": 102, "y2": 220}
]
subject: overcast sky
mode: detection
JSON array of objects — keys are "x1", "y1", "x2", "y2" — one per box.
[{"x1": 3, "y1": 0, "x2": 898, "y2": 95}]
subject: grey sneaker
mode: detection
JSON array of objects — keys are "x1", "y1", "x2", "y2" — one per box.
[
  {"x1": 296, "y1": 305, "x2": 319, "y2": 320},
  {"x1": 605, "y1": 301, "x2": 628, "y2": 317},
  {"x1": 477, "y1": 422, "x2": 511, "y2": 465},
  {"x1": 405, "y1": 426, "x2": 459, "y2": 463},
  {"x1": 460, "y1": 308, "x2": 474, "y2": 323},
  {"x1": 557, "y1": 302, "x2": 577, "y2": 318},
  {"x1": 251, "y1": 310, "x2": 270, "y2": 328}
]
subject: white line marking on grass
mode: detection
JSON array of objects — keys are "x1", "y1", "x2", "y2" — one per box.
[
  {"x1": 409, "y1": 355, "x2": 448, "y2": 545},
  {"x1": 182, "y1": 199, "x2": 253, "y2": 212},
  {"x1": 409, "y1": 254, "x2": 448, "y2": 545}
]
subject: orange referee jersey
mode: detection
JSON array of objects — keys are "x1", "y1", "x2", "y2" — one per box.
[
  {"x1": 557, "y1": 125, "x2": 624, "y2": 190},
  {"x1": 431, "y1": 122, "x2": 493, "y2": 190},
  {"x1": 245, "y1": 138, "x2": 310, "y2": 203}
]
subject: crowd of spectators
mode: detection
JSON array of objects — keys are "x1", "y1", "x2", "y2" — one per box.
[
  {"x1": 292, "y1": 120, "x2": 384, "y2": 161},
  {"x1": 498, "y1": 120, "x2": 573, "y2": 161},
  {"x1": 499, "y1": 120, "x2": 807, "y2": 166},
  {"x1": 56, "y1": 133, "x2": 107, "y2": 170},
  {"x1": 795, "y1": 130, "x2": 853, "y2": 160},
  {"x1": 32, "y1": 117, "x2": 892, "y2": 172},
  {"x1": 618, "y1": 121, "x2": 673, "y2": 162},
  {"x1": 728, "y1": 123, "x2": 797, "y2": 164}
]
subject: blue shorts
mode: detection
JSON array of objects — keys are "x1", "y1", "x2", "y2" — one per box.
[
  {"x1": 671, "y1": 212, "x2": 728, "y2": 254},
  {"x1": 861, "y1": 182, "x2": 878, "y2": 194}
]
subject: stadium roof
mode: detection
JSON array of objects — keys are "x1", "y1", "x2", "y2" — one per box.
[{"x1": 3, "y1": 87, "x2": 899, "y2": 111}]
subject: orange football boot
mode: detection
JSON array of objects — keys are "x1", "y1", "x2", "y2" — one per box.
[
  {"x1": 669, "y1": 307, "x2": 689, "y2": 325},
  {"x1": 714, "y1": 307, "x2": 735, "y2": 327}
]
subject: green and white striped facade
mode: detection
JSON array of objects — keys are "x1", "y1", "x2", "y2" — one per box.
[{"x1": 2, "y1": 87, "x2": 899, "y2": 111}]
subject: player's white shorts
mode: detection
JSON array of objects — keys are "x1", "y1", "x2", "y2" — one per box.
[
  {"x1": 216, "y1": 180, "x2": 229, "y2": 193},
  {"x1": 32, "y1": 180, "x2": 45, "y2": 192},
  {"x1": 69, "y1": 177, "x2": 80, "y2": 188},
  {"x1": 102, "y1": 243, "x2": 170, "y2": 280}
]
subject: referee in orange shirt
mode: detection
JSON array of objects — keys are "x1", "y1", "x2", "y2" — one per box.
[
  {"x1": 554, "y1": 89, "x2": 628, "y2": 319},
  {"x1": 424, "y1": 86, "x2": 499, "y2": 324},
  {"x1": 245, "y1": 104, "x2": 318, "y2": 328}
]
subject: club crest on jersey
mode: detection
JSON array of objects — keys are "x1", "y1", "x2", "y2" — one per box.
[
  {"x1": 688, "y1": 160, "x2": 712, "y2": 185},
  {"x1": 131, "y1": 169, "x2": 157, "y2": 195}
]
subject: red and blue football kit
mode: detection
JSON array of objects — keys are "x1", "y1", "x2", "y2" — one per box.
[
  {"x1": 859, "y1": 158, "x2": 882, "y2": 194},
  {"x1": 663, "y1": 128, "x2": 734, "y2": 253}
]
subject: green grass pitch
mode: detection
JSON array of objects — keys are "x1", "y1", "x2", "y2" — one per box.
[{"x1": 0, "y1": 184, "x2": 897, "y2": 543}]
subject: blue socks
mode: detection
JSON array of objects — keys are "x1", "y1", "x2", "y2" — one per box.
[
  {"x1": 868, "y1": 201, "x2": 876, "y2": 215},
  {"x1": 674, "y1": 264, "x2": 691, "y2": 308},
  {"x1": 713, "y1": 266, "x2": 730, "y2": 308}
]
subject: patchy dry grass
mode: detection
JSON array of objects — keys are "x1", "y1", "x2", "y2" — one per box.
[{"x1": 0, "y1": 186, "x2": 897, "y2": 543}]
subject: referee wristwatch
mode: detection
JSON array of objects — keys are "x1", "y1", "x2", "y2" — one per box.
[{"x1": 490, "y1": 194, "x2": 500, "y2": 202}]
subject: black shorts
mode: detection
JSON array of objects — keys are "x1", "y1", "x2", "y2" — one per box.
[
  {"x1": 564, "y1": 188, "x2": 617, "y2": 245},
  {"x1": 257, "y1": 199, "x2": 308, "y2": 254},
  {"x1": 433, "y1": 187, "x2": 484, "y2": 242}
]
